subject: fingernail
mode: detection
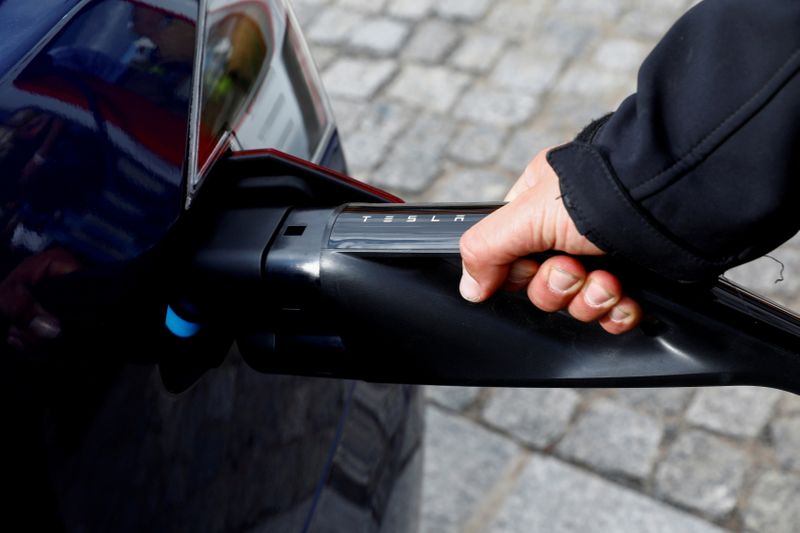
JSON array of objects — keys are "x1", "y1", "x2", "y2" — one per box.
[
  {"x1": 547, "y1": 267, "x2": 580, "y2": 293},
  {"x1": 610, "y1": 306, "x2": 631, "y2": 323},
  {"x1": 584, "y1": 281, "x2": 614, "y2": 307},
  {"x1": 29, "y1": 316, "x2": 61, "y2": 339},
  {"x1": 459, "y1": 270, "x2": 482, "y2": 302}
]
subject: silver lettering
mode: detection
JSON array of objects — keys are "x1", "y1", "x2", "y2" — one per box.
[
  {"x1": 431, "y1": 215, "x2": 440, "y2": 222},
  {"x1": 383, "y1": 215, "x2": 394, "y2": 223},
  {"x1": 362, "y1": 216, "x2": 371, "y2": 222},
  {"x1": 454, "y1": 215, "x2": 466, "y2": 222},
  {"x1": 407, "y1": 215, "x2": 417, "y2": 222}
]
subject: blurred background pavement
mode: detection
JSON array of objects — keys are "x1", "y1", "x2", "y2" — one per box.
[{"x1": 294, "y1": 0, "x2": 800, "y2": 531}]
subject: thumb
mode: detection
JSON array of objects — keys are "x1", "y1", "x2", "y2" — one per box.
[{"x1": 458, "y1": 196, "x2": 549, "y2": 302}]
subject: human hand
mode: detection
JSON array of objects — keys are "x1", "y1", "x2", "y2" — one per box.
[{"x1": 458, "y1": 148, "x2": 641, "y2": 334}]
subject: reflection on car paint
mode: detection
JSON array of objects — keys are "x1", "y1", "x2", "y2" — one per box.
[
  {"x1": 0, "y1": 1, "x2": 422, "y2": 530},
  {"x1": 0, "y1": 0, "x2": 194, "y2": 264}
]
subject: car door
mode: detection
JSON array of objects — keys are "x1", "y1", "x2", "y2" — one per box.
[{"x1": 0, "y1": 0, "x2": 420, "y2": 531}]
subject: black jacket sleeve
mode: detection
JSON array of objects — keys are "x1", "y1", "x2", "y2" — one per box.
[{"x1": 547, "y1": 0, "x2": 800, "y2": 282}]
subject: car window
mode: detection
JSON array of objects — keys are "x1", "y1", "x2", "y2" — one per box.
[{"x1": 196, "y1": 0, "x2": 272, "y2": 175}]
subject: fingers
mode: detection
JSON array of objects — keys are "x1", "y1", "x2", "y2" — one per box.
[
  {"x1": 459, "y1": 198, "x2": 539, "y2": 302},
  {"x1": 525, "y1": 256, "x2": 640, "y2": 334},
  {"x1": 460, "y1": 157, "x2": 603, "y2": 304},
  {"x1": 528, "y1": 255, "x2": 586, "y2": 311},
  {"x1": 599, "y1": 297, "x2": 643, "y2": 335},
  {"x1": 502, "y1": 259, "x2": 539, "y2": 292},
  {"x1": 504, "y1": 177, "x2": 530, "y2": 203},
  {"x1": 566, "y1": 270, "x2": 622, "y2": 322},
  {"x1": 458, "y1": 145, "x2": 639, "y2": 334},
  {"x1": 459, "y1": 210, "x2": 641, "y2": 333},
  {"x1": 504, "y1": 148, "x2": 557, "y2": 202}
]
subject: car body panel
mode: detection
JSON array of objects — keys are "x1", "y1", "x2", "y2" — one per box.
[{"x1": 0, "y1": 1, "x2": 422, "y2": 531}]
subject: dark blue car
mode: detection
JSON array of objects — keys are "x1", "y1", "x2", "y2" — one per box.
[
  {"x1": 0, "y1": 1, "x2": 421, "y2": 530},
  {"x1": 4, "y1": 1, "x2": 800, "y2": 532}
]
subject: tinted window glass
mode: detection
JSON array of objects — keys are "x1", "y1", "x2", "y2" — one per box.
[
  {"x1": 197, "y1": 0, "x2": 271, "y2": 173},
  {"x1": 281, "y1": 20, "x2": 327, "y2": 155}
]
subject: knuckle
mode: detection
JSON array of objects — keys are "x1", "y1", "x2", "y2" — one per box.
[{"x1": 459, "y1": 230, "x2": 486, "y2": 267}]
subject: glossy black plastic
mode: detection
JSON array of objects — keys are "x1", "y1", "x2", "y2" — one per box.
[
  {"x1": 328, "y1": 203, "x2": 501, "y2": 254},
  {"x1": 250, "y1": 201, "x2": 800, "y2": 395}
]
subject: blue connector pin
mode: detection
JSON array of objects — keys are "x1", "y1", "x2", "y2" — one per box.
[{"x1": 165, "y1": 305, "x2": 202, "y2": 338}]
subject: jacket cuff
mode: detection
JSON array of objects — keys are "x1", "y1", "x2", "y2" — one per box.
[{"x1": 547, "y1": 142, "x2": 728, "y2": 282}]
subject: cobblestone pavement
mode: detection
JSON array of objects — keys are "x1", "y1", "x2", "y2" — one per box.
[{"x1": 295, "y1": 1, "x2": 800, "y2": 531}]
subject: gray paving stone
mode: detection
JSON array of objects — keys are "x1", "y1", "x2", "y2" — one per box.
[
  {"x1": 489, "y1": 455, "x2": 725, "y2": 533},
  {"x1": 551, "y1": 0, "x2": 626, "y2": 22},
  {"x1": 386, "y1": 0, "x2": 434, "y2": 20},
  {"x1": 614, "y1": 387, "x2": 694, "y2": 417},
  {"x1": 401, "y1": 19, "x2": 460, "y2": 64},
  {"x1": 482, "y1": 388, "x2": 581, "y2": 449},
  {"x1": 387, "y1": 64, "x2": 471, "y2": 112},
  {"x1": 685, "y1": 386, "x2": 781, "y2": 438},
  {"x1": 593, "y1": 38, "x2": 652, "y2": 72},
  {"x1": 425, "y1": 386, "x2": 481, "y2": 411},
  {"x1": 291, "y1": 1, "x2": 324, "y2": 28},
  {"x1": 311, "y1": 0, "x2": 776, "y2": 528},
  {"x1": 322, "y1": 58, "x2": 397, "y2": 100},
  {"x1": 742, "y1": 470, "x2": 800, "y2": 533},
  {"x1": 449, "y1": 33, "x2": 505, "y2": 73},
  {"x1": 338, "y1": 100, "x2": 413, "y2": 170},
  {"x1": 372, "y1": 114, "x2": 455, "y2": 192},
  {"x1": 769, "y1": 415, "x2": 800, "y2": 472},
  {"x1": 655, "y1": 430, "x2": 749, "y2": 519},
  {"x1": 306, "y1": 6, "x2": 364, "y2": 46},
  {"x1": 447, "y1": 123, "x2": 507, "y2": 165},
  {"x1": 782, "y1": 229, "x2": 800, "y2": 248},
  {"x1": 555, "y1": 63, "x2": 635, "y2": 106},
  {"x1": 381, "y1": 447, "x2": 422, "y2": 533},
  {"x1": 249, "y1": 499, "x2": 312, "y2": 533},
  {"x1": 308, "y1": 44, "x2": 337, "y2": 71},
  {"x1": 310, "y1": 489, "x2": 372, "y2": 532},
  {"x1": 531, "y1": 14, "x2": 598, "y2": 57},
  {"x1": 618, "y1": 8, "x2": 682, "y2": 41},
  {"x1": 454, "y1": 86, "x2": 539, "y2": 127},
  {"x1": 498, "y1": 126, "x2": 564, "y2": 173},
  {"x1": 629, "y1": 0, "x2": 691, "y2": 14},
  {"x1": 486, "y1": 1, "x2": 548, "y2": 41},
  {"x1": 535, "y1": 93, "x2": 612, "y2": 137},
  {"x1": 348, "y1": 17, "x2": 410, "y2": 56},
  {"x1": 557, "y1": 398, "x2": 664, "y2": 480},
  {"x1": 554, "y1": 63, "x2": 626, "y2": 96},
  {"x1": 421, "y1": 406, "x2": 520, "y2": 533},
  {"x1": 777, "y1": 392, "x2": 800, "y2": 415},
  {"x1": 328, "y1": 97, "x2": 368, "y2": 137},
  {"x1": 490, "y1": 47, "x2": 565, "y2": 95},
  {"x1": 337, "y1": 0, "x2": 386, "y2": 13},
  {"x1": 425, "y1": 167, "x2": 513, "y2": 202},
  {"x1": 434, "y1": 0, "x2": 491, "y2": 21}
]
